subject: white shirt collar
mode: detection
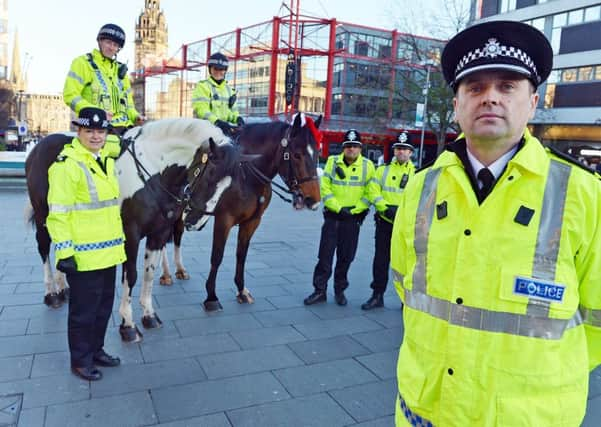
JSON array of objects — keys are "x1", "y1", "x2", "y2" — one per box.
[{"x1": 466, "y1": 145, "x2": 518, "y2": 187}]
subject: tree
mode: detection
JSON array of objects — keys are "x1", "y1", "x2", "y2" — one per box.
[{"x1": 390, "y1": 0, "x2": 471, "y2": 156}]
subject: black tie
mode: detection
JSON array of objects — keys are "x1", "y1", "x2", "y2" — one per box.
[
  {"x1": 477, "y1": 168, "x2": 495, "y2": 201},
  {"x1": 96, "y1": 157, "x2": 106, "y2": 174}
]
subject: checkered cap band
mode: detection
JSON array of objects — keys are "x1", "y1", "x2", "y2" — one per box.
[
  {"x1": 73, "y1": 116, "x2": 109, "y2": 129},
  {"x1": 455, "y1": 38, "x2": 539, "y2": 83}
]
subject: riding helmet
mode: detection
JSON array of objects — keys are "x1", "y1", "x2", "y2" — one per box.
[
  {"x1": 208, "y1": 52, "x2": 229, "y2": 70},
  {"x1": 97, "y1": 24, "x2": 126, "y2": 48}
]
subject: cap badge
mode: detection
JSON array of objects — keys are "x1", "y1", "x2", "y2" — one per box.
[
  {"x1": 398, "y1": 132, "x2": 408, "y2": 143},
  {"x1": 348, "y1": 130, "x2": 357, "y2": 141},
  {"x1": 483, "y1": 38, "x2": 501, "y2": 58},
  {"x1": 93, "y1": 114, "x2": 100, "y2": 123}
]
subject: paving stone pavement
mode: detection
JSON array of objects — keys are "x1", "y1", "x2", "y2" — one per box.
[{"x1": 0, "y1": 180, "x2": 599, "y2": 426}]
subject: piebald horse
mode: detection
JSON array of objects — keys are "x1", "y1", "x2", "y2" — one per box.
[{"x1": 25, "y1": 118, "x2": 241, "y2": 341}]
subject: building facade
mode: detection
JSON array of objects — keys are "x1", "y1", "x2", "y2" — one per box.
[{"x1": 472, "y1": 0, "x2": 601, "y2": 156}]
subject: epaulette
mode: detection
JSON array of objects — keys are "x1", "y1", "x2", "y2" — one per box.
[
  {"x1": 55, "y1": 155, "x2": 67, "y2": 162},
  {"x1": 547, "y1": 145, "x2": 598, "y2": 176},
  {"x1": 415, "y1": 158, "x2": 436, "y2": 173}
]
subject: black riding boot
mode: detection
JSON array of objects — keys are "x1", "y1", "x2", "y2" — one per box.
[{"x1": 361, "y1": 292, "x2": 384, "y2": 310}]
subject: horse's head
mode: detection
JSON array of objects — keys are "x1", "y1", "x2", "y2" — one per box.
[
  {"x1": 278, "y1": 113, "x2": 322, "y2": 210},
  {"x1": 182, "y1": 138, "x2": 238, "y2": 231}
]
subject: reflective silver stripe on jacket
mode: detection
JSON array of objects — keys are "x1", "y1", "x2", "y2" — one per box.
[
  {"x1": 70, "y1": 96, "x2": 83, "y2": 110},
  {"x1": 76, "y1": 161, "x2": 99, "y2": 202},
  {"x1": 527, "y1": 160, "x2": 571, "y2": 317},
  {"x1": 192, "y1": 96, "x2": 211, "y2": 103},
  {"x1": 322, "y1": 194, "x2": 334, "y2": 202},
  {"x1": 405, "y1": 159, "x2": 579, "y2": 340},
  {"x1": 580, "y1": 306, "x2": 601, "y2": 327},
  {"x1": 403, "y1": 287, "x2": 582, "y2": 339},
  {"x1": 68, "y1": 71, "x2": 84, "y2": 85},
  {"x1": 49, "y1": 198, "x2": 119, "y2": 214},
  {"x1": 412, "y1": 168, "x2": 441, "y2": 294}
]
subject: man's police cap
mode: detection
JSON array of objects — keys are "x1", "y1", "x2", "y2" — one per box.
[
  {"x1": 342, "y1": 129, "x2": 362, "y2": 146},
  {"x1": 441, "y1": 20, "x2": 553, "y2": 91},
  {"x1": 392, "y1": 131, "x2": 414, "y2": 150}
]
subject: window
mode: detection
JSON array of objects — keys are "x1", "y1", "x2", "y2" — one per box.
[
  {"x1": 354, "y1": 41, "x2": 369, "y2": 56},
  {"x1": 578, "y1": 67, "x2": 593, "y2": 81},
  {"x1": 561, "y1": 69, "x2": 577, "y2": 82},
  {"x1": 568, "y1": 9, "x2": 583, "y2": 25},
  {"x1": 585, "y1": 6, "x2": 601, "y2": 22},
  {"x1": 596, "y1": 66, "x2": 601, "y2": 81},
  {"x1": 500, "y1": 0, "x2": 517, "y2": 14},
  {"x1": 531, "y1": 18, "x2": 545, "y2": 33}
]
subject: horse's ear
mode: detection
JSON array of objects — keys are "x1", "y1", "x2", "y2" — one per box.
[
  {"x1": 292, "y1": 112, "x2": 303, "y2": 131},
  {"x1": 209, "y1": 138, "x2": 218, "y2": 154},
  {"x1": 314, "y1": 115, "x2": 322, "y2": 129}
]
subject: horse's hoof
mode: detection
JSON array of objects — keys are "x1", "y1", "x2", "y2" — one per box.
[
  {"x1": 159, "y1": 275, "x2": 173, "y2": 286},
  {"x1": 141, "y1": 313, "x2": 163, "y2": 329},
  {"x1": 119, "y1": 324, "x2": 143, "y2": 343},
  {"x1": 44, "y1": 293, "x2": 63, "y2": 309},
  {"x1": 236, "y1": 289, "x2": 255, "y2": 305},
  {"x1": 175, "y1": 270, "x2": 190, "y2": 280},
  {"x1": 58, "y1": 288, "x2": 70, "y2": 302},
  {"x1": 203, "y1": 300, "x2": 223, "y2": 312}
]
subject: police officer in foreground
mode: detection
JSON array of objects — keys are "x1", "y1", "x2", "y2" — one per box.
[
  {"x1": 192, "y1": 52, "x2": 244, "y2": 136},
  {"x1": 63, "y1": 24, "x2": 145, "y2": 156},
  {"x1": 390, "y1": 21, "x2": 601, "y2": 426},
  {"x1": 362, "y1": 134, "x2": 415, "y2": 310},
  {"x1": 304, "y1": 129, "x2": 375, "y2": 306},
  {"x1": 47, "y1": 107, "x2": 126, "y2": 381}
]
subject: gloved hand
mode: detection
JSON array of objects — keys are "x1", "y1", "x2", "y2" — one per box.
[
  {"x1": 338, "y1": 207, "x2": 354, "y2": 219},
  {"x1": 384, "y1": 206, "x2": 398, "y2": 221},
  {"x1": 57, "y1": 256, "x2": 78, "y2": 274},
  {"x1": 215, "y1": 119, "x2": 234, "y2": 135},
  {"x1": 236, "y1": 116, "x2": 245, "y2": 126}
]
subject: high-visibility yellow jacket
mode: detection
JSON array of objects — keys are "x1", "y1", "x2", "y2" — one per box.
[
  {"x1": 63, "y1": 49, "x2": 140, "y2": 129},
  {"x1": 368, "y1": 158, "x2": 415, "y2": 223},
  {"x1": 390, "y1": 130, "x2": 601, "y2": 426},
  {"x1": 191, "y1": 77, "x2": 240, "y2": 124},
  {"x1": 47, "y1": 138, "x2": 126, "y2": 272},
  {"x1": 321, "y1": 153, "x2": 375, "y2": 214}
]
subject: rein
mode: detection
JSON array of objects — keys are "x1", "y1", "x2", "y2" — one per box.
[
  {"x1": 243, "y1": 124, "x2": 317, "y2": 204},
  {"x1": 124, "y1": 129, "x2": 210, "y2": 209}
]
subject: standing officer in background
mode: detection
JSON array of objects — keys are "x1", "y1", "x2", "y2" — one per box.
[
  {"x1": 363, "y1": 133, "x2": 414, "y2": 310},
  {"x1": 192, "y1": 52, "x2": 244, "y2": 136},
  {"x1": 304, "y1": 129, "x2": 375, "y2": 306},
  {"x1": 391, "y1": 21, "x2": 601, "y2": 426},
  {"x1": 47, "y1": 107, "x2": 126, "y2": 381},
  {"x1": 63, "y1": 24, "x2": 145, "y2": 156}
]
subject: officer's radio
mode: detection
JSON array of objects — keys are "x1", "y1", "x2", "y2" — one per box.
[
  {"x1": 117, "y1": 62, "x2": 128, "y2": 80},
  {"x1": 399, "y1": 174, "x2": 409, "y2": 189},
  {"x1": 335, "y1": 166, "x2": 346, "y2": 179}
]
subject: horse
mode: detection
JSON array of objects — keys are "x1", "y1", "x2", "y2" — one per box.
[
  {"x1": 25, "y1": 118, "x2": 243, "y2": 342},
  {"x1": 183, "y1": 112, "x2": 322, "y2": 311}
]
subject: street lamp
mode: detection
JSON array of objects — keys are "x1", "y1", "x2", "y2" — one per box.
[{"x1": 418, "y1": 61, "x2": 436, "y2": 168}]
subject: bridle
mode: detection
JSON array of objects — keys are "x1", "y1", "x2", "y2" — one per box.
[
  {"x1": 244, "y1": 124, "x2": 318, "y2": 204},
  {"x1": 123, "y1": 129, "x2": 213, "y2": 214}
]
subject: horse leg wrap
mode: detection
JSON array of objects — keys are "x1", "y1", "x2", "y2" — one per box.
[
  {"x1": 236, "y1": 289, "x2": 255, "y2": 305},
  {"x1": 43, "y1": 293, "x2": 63, "y2": 309}
]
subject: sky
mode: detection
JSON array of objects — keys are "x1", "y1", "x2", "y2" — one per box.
[{"x1": 9, "y1": 0, "x2": 459, "y2": 94}]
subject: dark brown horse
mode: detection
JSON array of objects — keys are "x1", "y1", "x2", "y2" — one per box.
[
  {"x1": 25, "y1": 118, "x2": 242, "y2": 341},
  {"x1": 183, "y1": 113, "x2": 322, "y2": 311}
]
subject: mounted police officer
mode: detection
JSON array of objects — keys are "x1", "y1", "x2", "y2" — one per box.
[
  {"x1": 363, "y1": 133, "x2": 415, "y2": 310},
  {"x1": 63, "y1": 24, "x2": 145, "y2": 156},
  {"x1": 47, "y1": 107, "x2": 126, "y2": 381},
  {"x1": 304, "y1": 129, "x2": 375, "y2": 306},
  {"x1": 192, "y1": 52, "x2": 244, "y2": 136},
  {"x1": 391, "y1": 20, "x2": 601, "y2": 426}
]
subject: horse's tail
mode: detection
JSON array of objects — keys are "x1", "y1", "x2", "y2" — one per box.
[{"x1": 24, "y1": 200, "x2": 35, "y2": 229}]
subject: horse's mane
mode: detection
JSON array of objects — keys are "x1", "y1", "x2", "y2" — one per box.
[
  {"x1": 124, "y1": 118, "x2": 230, "y2": 168},
  {"x1": 241, "y1": 121, "x2": 289, "y2": 142}
]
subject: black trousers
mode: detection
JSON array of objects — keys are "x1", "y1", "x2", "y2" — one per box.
[
  {"x1": 66, "y1": 266, "x2": 116, "y2": 368},
  {"x1": 370, "y1": 215, "x2": 394, "y2": 294},
  {"x1": 312, "y1": 214, "x2": 362, "y2": 294}
]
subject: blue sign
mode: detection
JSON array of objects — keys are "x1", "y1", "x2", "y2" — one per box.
[{"x1": 513, "y1": 276, "x2": 565, "y2": 302}]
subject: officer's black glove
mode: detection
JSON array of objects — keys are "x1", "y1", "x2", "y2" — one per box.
[
  {"x1": 338, "y1": 207, "x2": 354, "y2": 219},
  {"x1": 56, "y1": 256, "x2": 78, "y2": 274},
  {"x1": 215, "y1": 119, "x2": 234, "y2": 135},
  {"x1": 236, "y1": 116, "x2": 245, "y2": 126},
  {"x1": 384, "y1": 206, "x2": 398, "y2": 221}
]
